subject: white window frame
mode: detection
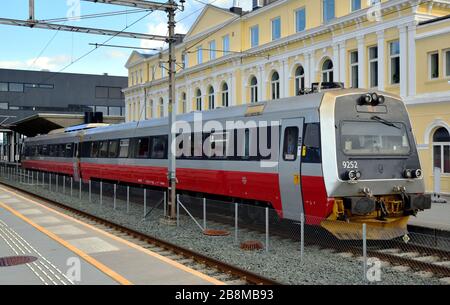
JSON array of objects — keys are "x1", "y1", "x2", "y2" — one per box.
[
  {"x1": 445, "y1": 49, "x2": 450, "y2": 78},
  {"x1": 250, "y1": 77, "x2": 258, "y2": 103},
  {"x1": 368, "y1": 46, "x2": 378, "y2": 88},
  {"x1": 322, "y1": 59, "x2": 334, "y2": 82},
  {"x1": 271, "y1": 17, "x2": 281, "y2": 41},
  {"x1": 295, "y1": 65, "x2": 305, "y2": 95},
  {"x1": 433, "y1": 143, "x2": 450, "y2": 175},
  {"x1": 197, "y1": 45, "x2": 203, "y2": 64},
  {"x1": 222, "y1": 34, "x2": 230, "y2": 55},
  {"x1": 196, "y1": 89, "x2": 202, "y2": 111},
  {"x1": 147, "y1": 99, "x2": 153, "y2": 119},
  {"x1": 221, "y1": 83, "x2": 229, "y2": 107},
  {"x1": 389, "y1": 40, "x2": 400, "y2": 85},
  {"x1": 250, "y1": 25, "x2": 259, "y2": 48},
  {"x1": 428, "y1": 51, "x2": 439, "y2": 80},
  {"x1": 181, "y1": 93, "x2": 186, "y2": 113},
  {"x1": 159, "y1": 98, "x2": 164, "y2": 117},
  {"x1": 350, "y1": 0, "x2": 361, "y2": 12},
  {"x1": 208, "y1": 87, "x2": 215, "y2": 109},
  {"x1": 350, "y1": 50, "x2": 359, "y2": 88},
  {"x1": 209, "y1": 40, "x2": 216, "y2": 60},
  {"x1": 271, "y1": 72, "x2": 280, "y2": 100},
  {"x1": 295, "y1": 7, "x2": 306, "y2": 33}
]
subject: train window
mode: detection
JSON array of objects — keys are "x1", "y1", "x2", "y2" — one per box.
[
  {"x1": 108, "y1": 140, "x2": 119, "y2": 158},
  {"x1": 42, "y1": 145, "x2": 48, "y2": 156},
  {"x1": 136, "y1": 138, "x2": 150, "y2": 158},
  {"x1": 119, "y1": 139, "x2": 130, "y2": 158},
  {"x1": 98, "y1": 141, "x2": 109, "y2": 158},
  {"x1": 81, "y1": 142, "x2": 91, "y2": 158},
  {"x1": 303, "y1": 123, "x2": 321, "y2": 163},
  {"x1": 64, "y1": 143, "x2": 73, "y2": 158},
  {"x1": 150, "y1": 135, "x2": 168, "y2": 159},
  {"x1": 49, "y1": 145, "x2": 56, "y2": 157},
  {"x1": 283, "y1": 127, "x2": 299, "y2": 161},
  {"x1": 90, "y1": 141, "x2": 100, "y2": 158}
]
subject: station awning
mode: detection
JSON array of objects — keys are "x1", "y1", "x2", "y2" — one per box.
[{"x1": 5, "y1": 113, "x2": 124, "y2": 137}]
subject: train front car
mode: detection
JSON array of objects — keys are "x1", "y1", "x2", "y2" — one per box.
[{"x1": 319, "y1": 89, "x2": 431, "y2": 240}]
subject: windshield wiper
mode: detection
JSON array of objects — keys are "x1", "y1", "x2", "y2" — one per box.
[{"x1": 371, "y1": 116, "x2": 400, "y2": 129}]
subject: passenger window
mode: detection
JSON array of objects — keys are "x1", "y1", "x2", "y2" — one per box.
[
  {"x1": 118, "y1": 139, "x2": 130, "y2": 158},
  {"x1": 303, "y1": 123, "x2": 321, "y2": 163},
  {"x1": 98, "y1": 141, "x2": 109, "y2": 158},
  {"x1": 90, "y1": 142, "x2": 100, "y2": 158},
  {"x1": 150, "y1": 135, "x2": 168, "y2": 159},
  {"x1": 283, "y1": 127, "x2": 299, "y2": 161},
  {"x1": 65, "y1": 143, "x2": 73, "y2": 158},
  {"x1": 137, "y1": 138, "x2": 150, "y2": 158},
  {"x1": 108, "y1": 140, "x2": 119, "y2": 158}
]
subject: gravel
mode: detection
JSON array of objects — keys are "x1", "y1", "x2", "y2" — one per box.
[{"x1": 0, "y1": 172, "x2": 446, "y2": 285}]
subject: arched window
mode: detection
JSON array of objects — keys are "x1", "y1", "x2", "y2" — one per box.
[
  {"x1": 147, "y1": 99, "x2": 153, "y2": 119},
  {"x1": 295, "y1": 65, "x2": 305, "y2": 95},
  {"x1": 271, "y1": 71, "x2": 280, "y2": 100},
  {"x1": 433, "y1": 127, "x2": 450, "y2": 174},
  {"x1": 322, "y1": 59, "x2": 334, "y2": 82},
  {"x1": 159, "y1": 98, "x2": 164, "y2": 117},
  {"x1": 208, "y1": 86, "x2": 215, "y2": 109},
  {"x1": 181, "y1": 92, "x2": 186, "y2": 114},
  {"x1": 221, "y1": 82, "x2": 229, "y2": 107},
  {"x1": 250, "y1": 76, "x2": 258, "y2": 103},
  {"x1": 195, "y1": 88, "x2": 202, "y2": 111}
]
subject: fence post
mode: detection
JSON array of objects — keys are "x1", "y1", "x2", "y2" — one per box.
[
  {"x1": 163, "y1": 191, "x2": 167, "y2": 217},
  {"x1": 113, "y1": 184, "x2": 116, "y2": 210},
  {"x1": 143, "y1": 188, "x2": 147, "y2": 219},
  {"x1": 176, "y1": 194, "x2": 180, "y2": 227},
  {"x1": 63, "y1": 176, "x2": 66, "y2": 194},
  {"x1": 126, "y1": 186, "x2": 130, "y2": 213},
  {"x1": 89, "y1": 180, "x2": 91, "y2": 203},
  {"x1": 235, "y1": 203, "x2": 238, "y2": 244},
  {"x1": 363, "y1": 223, "x2": 367, "y2": 283},
  {"x1": 79, "y1": 179, "x2": 82, "y2": 200},
  {"x1": 31, "y1": 171, "x2": 34, "y2": 185},
  {"x1": 70, "y1": 177, "x2": 73, "y2": 197},
  {"x1": 100, "y1": 181, "x2": 103, "y2": 206},
  {"x1": 56, "y1": 174, "x2": 59, "y2": 192},
  {"x1": 49, "y1": 173, "x2": 51, "y2": 191},
  {"x1": 203, "y1": 197, "x2": 206, "y2": 230},
  {"x1": 265, "y1": 207, "x2": 269, "y2": 252},
  {"x1": 300, "y1": 212, "x2": 304, "y2": 262}
]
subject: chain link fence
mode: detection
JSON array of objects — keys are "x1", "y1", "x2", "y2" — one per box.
[{"x1": 0, "y1": 164, "x2": 448, "y2": 285}]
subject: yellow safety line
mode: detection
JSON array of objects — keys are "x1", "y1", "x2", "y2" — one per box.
[
  {"x1": 0, "y1": 185, "x2": 225, "y2": 285},
  {"x1": 0, "y1": 200, "x2": 132, "y2": 285}
]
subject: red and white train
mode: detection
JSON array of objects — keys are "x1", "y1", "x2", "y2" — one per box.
[{"x1": 21, "y1": 89, "x2": 431, "y2": 239}]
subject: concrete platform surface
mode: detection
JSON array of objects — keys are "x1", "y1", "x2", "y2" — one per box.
[
  {"x1": 0, "y1": 186, "x2": 223, "y2": 285},
  {"x1": 408, "y1": 195, "x2": 450, "y2": 231}
]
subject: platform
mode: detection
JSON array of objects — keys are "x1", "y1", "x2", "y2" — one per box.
[
  {"x1": 0, "y1": 186, "x2": 223, "y2": 285},
  {"x1": 408, "y1": 195, "x2": 450, "y2": 231}
]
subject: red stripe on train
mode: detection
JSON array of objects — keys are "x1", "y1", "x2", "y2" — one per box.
[
  {"x1": 21, "y1": 160, "x2": 74, "y2": 175},
  {"x1": 301, "y1": 175, "x2": 334, "y2": 225}
]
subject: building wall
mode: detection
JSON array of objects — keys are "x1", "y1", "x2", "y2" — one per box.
[{"x1": 124, "y1": 0, "x2": 450, "y2": 194}]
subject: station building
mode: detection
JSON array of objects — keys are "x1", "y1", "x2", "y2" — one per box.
[
  {"x1": 0, "y1": 69, "x2": 127, "y2": 162},
  {"x1": 124, "y1": 0, "x2": 450, "y2": 194}
]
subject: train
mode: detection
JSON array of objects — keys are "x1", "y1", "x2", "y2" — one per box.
[{"x1": 20, "y1": 88, "x2": 431, "y2": 239}]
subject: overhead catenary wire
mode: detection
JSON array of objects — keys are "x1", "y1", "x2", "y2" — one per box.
[{"x1": 39, "y1": 8, "x2": 152, "y2": 23}]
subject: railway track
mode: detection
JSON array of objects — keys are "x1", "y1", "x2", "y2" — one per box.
[{"x1": 0, "y1": 181, "x2": 280, "y2": 285}]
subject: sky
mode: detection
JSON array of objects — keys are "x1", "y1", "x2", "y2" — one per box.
[{"x1": 0, "y1": 0, "x2": 253, "y2": 77}]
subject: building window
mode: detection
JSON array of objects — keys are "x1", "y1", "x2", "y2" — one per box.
[
  {"x1": 0, "y1": 102, "x2": 8, "y2": 109},
  {"x1": 272, "y1": 17, "x2": 281, "y2": 41},
  {"x1": 389, "y1": 40, "x2": 400, "y2": 84},
  {"x1": 209, "y1": 40, "x2": 216, "y2": 60},
  {"x1": 208, "y1": 86, "x2": 215, "y2": 109},
  {"x1": 351, "y1": 0, "x2": 361, "y2": 11},
  {"x1": 109, "y1": 107, "x2": 121, "y2": 116},
  {"x1": 250, "y1": 76, "x2": 258, "y2": 103},
  {"x1": 322, "y1": 59, "x2": 334, "y2": 82},
  {"x1": 350, "y1": 51, "x2": 359, "y2": 88},
  {"x1": 296, "y1": 8, "x2": 306, "y2": 32},
  {"x1": 0, "y1": 83, "x2": 7, "y2": 92},
  {"x1": 433, "y1": 127, "x2": 450, "y2": 174},
  {"x1": 95, "y1": 87, "x2": 108, "y2": 98},
  {"x1": 323, "y1": 0, "x2": 335, "y2": 23},
  {"x1": 147, "y1": 99, "x2": 153, "y2": 118},
  {"x1": 9, "y1": 83, "x2": 24, "y2": 92},
  {"x1": 446, "y1": 50, "x2": 450, "y2": 77},
  {"x1": 369, "y1": 46, "x2": 378, "y2": 88},
  {"x1": 429, "y1": 51, "x2": 439, "y2": 79},
  {"x1": 196, "y1": 89, "x2": 202, "y2": 111},
  {"x1": 250, "y1": 25, "x2": 259, "y2": 48},
  {"x1": 197, "y1": 46, "x2": 203, "y2": 64},
  {"x1": 96, "y1": 106, "x2": 108, "y2": 116},
  {"x1": 271, "y1": 71, "x2": 280, "y2": 100},
  {"x1": 222, "y1": 35, "x2": 230, "y2": 55},
  {"x1": 159, "y1": 98, "x2": 164, "y2": 117},
  {"x1": 295, "y1": 65, "x2": 305, "y2": 95},
  {"x1": 182, "y1": 53, "x2": 188, "y2": 69},
  {"x1": 221, "y1": 82, "x2": 229, "y2": 107},
  {"x1": 181, "y1": 92, "x2": 186, "y2": 113}
]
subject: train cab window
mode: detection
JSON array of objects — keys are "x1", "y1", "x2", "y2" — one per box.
[
  {"x1": 98, "y1": 141, "x2": 109, "y2": 158},
  {"x1": 119, "y1": 139, "x2": 130, "y2": 158},
  {"x1": 283, "y1": 127, "x2": 299, "y2": 161},
  {"x1": 90, "y1": 142, "x2": 100, "y2": 158},
  {"x1": 137, "y1": 138, "x2": 150, "y2": 158},
  {"x1": 108, "y1": 140, "x2": 119, "y2": 158},
  {"x1": 303, "y1": 123, "x2": 321, "y2": 163},
  {"x1": 42, "y1": 145, "x2": 48, "y2": 156},
  {"x1": 150, "y1": 135, "x2": 168, "y2": 159}
]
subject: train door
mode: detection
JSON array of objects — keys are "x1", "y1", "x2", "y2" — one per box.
[
  {"x1": 73, "y1": 142, "x2": 80, "y2": 182},
  {"x1": 278, "y1": 118, "x2": 304, "y2": 220}
]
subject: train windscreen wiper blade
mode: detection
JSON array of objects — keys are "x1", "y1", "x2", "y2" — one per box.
[{"x1": 370, "y1": 116, "x2": 400, "y2": 129}]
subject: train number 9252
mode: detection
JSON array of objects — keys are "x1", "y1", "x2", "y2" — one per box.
[{"x1": 342, "y1": 161, "x2": 358, "y2": 169}]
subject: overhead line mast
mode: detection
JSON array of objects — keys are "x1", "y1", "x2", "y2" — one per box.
[{"x1": 2, "y1": 0, "x2": 184, "y2": 221}]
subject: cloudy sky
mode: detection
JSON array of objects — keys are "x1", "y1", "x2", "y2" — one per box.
[{"x1": 0, "y1": 0, "x2": 253, "y2": 76}]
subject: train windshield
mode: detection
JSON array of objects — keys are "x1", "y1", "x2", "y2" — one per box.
[{"x1": 341, "y1": 121, "x2": 410, "y2": 156}]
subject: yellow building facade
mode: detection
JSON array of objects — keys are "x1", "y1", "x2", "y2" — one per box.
[{"x1": 124, "y1": 0, "x2": 450, "y2": 194}]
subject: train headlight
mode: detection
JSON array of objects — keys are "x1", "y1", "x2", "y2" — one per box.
[
  {"x1": 413, "y1": 169, "x2": 423, "y2": 179},
  {"x1": 358, "y1": 94, "x2": 372, "y2": 105},
  {"x1": 403, "y1": 169, "x2": 413, "y2": 179},
  {"x1": 347, "y1": 170, "x2": 361, "y2": 181},
  {"x1": 377, "y1": 95, "x2": 385, "y2": 104}
]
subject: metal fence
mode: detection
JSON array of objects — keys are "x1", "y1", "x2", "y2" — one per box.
[{"x1": 0, "y1": 164, "x2": 448, "y2": 285}]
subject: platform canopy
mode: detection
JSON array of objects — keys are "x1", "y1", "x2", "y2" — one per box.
[{"x1": 4, "y1": 113, "x2": 124, "y2": 137}]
